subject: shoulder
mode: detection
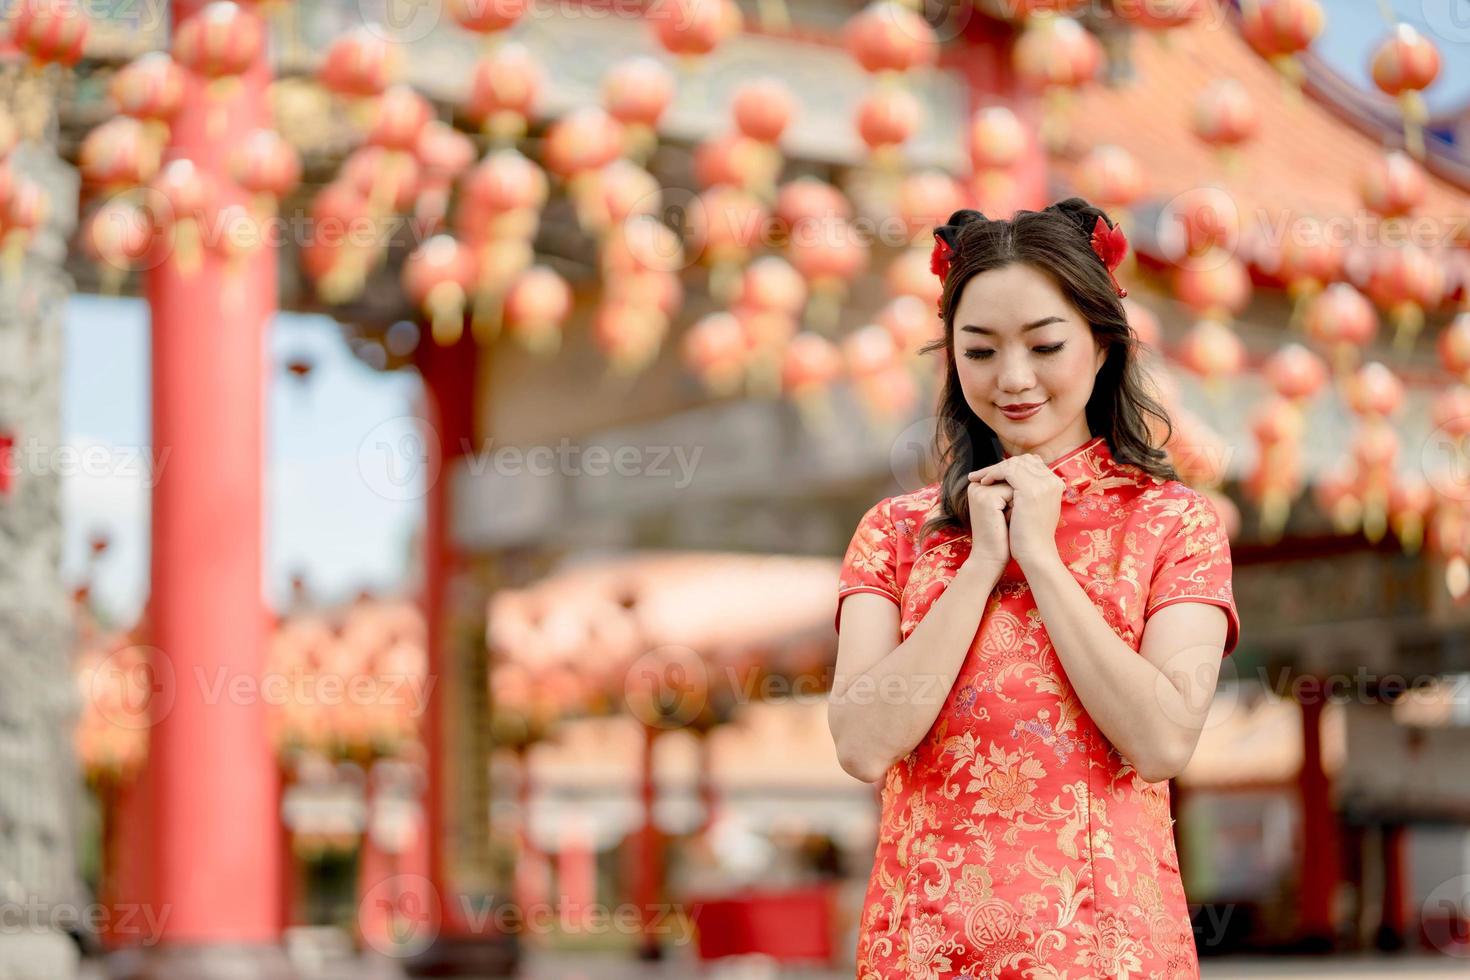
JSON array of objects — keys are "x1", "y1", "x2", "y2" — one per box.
[
  {"x1": 1132, "y1": 478, "x2": 1221, "y2": 523},
  {"x1": 849, "y1": 484, "x2": 946, "y2": 556}
]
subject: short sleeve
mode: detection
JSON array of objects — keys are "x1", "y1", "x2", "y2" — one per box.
[
  {"x1": 1144, "y1": 493, "x2": 1241, "y2": 657},
  {"x1": 835, "y1": 497, "x2": 901, "y2": 634}
]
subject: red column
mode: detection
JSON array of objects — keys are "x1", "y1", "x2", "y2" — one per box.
[
  {"x1": 143, "y1": 0, "x2": 282, "y2": 968},
  {"x1": 415, "y1": 330, "x2": 477, "y2": 937},
  {"x1": 1376, "y1": 823, "x2": 1409, "y2": 951},
  {"x1": 631, "y1": 723, "x2": 663, "y2": 960},
  {"x1": 1297, "y1": 687, "x2": 1338, "y2": 950}
]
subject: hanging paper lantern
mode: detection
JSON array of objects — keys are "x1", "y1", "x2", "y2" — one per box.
[
  {"x1": 1363, "y1": 243, "x2": 1445, "y2": 353},
  {"x1": 1386, "y1": 475, "x2": 1434, "y2": 554},
  {"x1": 1108, "y1": 0, "x2": 1207, "y2": 30},
  {"x1": 1438, "y1": 312, "x2": 1470, "y2": 383},
  {"x1": 605, "y1": 269, "x2": 682, "y2": 325},
  {"x1": 9, "y1": 0, "x2": 90, "y2": 69},
  {"x1": 886, "y1": 244, "x2": 942, "y2": 310},
  {"x1": 588, "y1": 159, "x2": 660, "y2": 235},
  {"x1": 1273, "y1": 218, "x2": 1342, "y2": 326},
  {"x1": 147, "y1": 159, "x2": 216, "y2": 277},
  {"x1": 969, "y1": 106, "x2": 1027, "y2": 171},
  {"x1": 732, "y1": 78, "x2": 794, "y2": 147},
  {"x1": 110, "y1": 52, "x2": 185, "y2": 144},
  {"x1": 738, "y1": 255, "x2": 807, "y2": 318},
  {"x1": 319, "y1": 24, "x2": 404, "y2": 99},
  {"x1": 786, "y1": 216, "x2": 869, "y2": 334},
  {"x1": 79, "y1": 117, "x2": 163, "y2": 191},
  {"x1": 402, "y1": 235, "x2": 477, "y2": 346},
  {"x1": 1344, "y1": 360, "x2": 1405, "y2": 420},
  {"x1": 1359, "y1": 150, "x2": 1426, "y2": 218},
  {"x1": 877, "y1": 294, "x2": 938, "y2": 357},
  {"x1": 367, "y1": 84, "x2": 433, "y2": 154},
  {"x1": 504, "y1": 265, "x2": 572, "y2": 355},
  {"x1": 457, "y1": 148, "x2": 548, "y2": 244},
  {"x1": 462, "y1": 237, "x2": 534, "y2": 343},
  {"x1": 845, "y1": 325, "x2": 917, "y2": 423},
  {"x1": 1263, "y1": 342, "x2": 1327, "y2": 402},
  {"x1": 304, "y1": 181, "x2": 377, "y2": 303},
  {"x1": 773, "y1": 177, "x2": 852, "y2": 252},
  {"x1": 842, "y1": 1, "x2": 938, "y2": 75},
  {"x1": 467, "y1": 42, "x2": 542, "y2": 143},
  {"x1": 602, "y1": 213, "x2": 685, "y2": 277},
  {"x1": 542, "y1": 109, "x2": 624, "y2": 231},
  {"x1": 688, "y1": 185, "x2": 767, "y2": 303},
  {"x1": 341, "y1": 145, "x2": 421, "y2": 214},
  {"x1": 1175, "y1": 319, "x2": 1245, "y2": 385},
  {"x1": 782, "y1": 331, "x2": 843, "y2": 429},
  {"x1": 413, "y1": 120, "x2": 476, "y2": 233},
  {"x1": 855, "y1": 87, "x2": 922, "y2": 163},
  {"x1": 1013, "y1": 15, "x2": 1102, "y2": 152},
  {"x1": 1192, "y1": 79, "x2": 1258, "y2": 170},
  {"x1": 1351, "y1": 418, "x2": 1399, "y2": 543},
  {"x1": 650, "y1": 0, "x2": 742, "y2": 62},
  {"x1": 594, "y1": 300, "x2": 666, "y2": 376},
  {"x1": 1247, "y1": 394, "x2": 1306, "y2": 539},
  {"x1": 1173, "y1": 251, "x2": 1251, "y2": 322},
  {"x1": 1157, "y1": 186, "x2": 1239, "y2": 262},
  {"x1": 693, "y1": 132, "x2": 780, "y2": 193},
  {"x1": 1240, "y1": 0, "x2": 1324, "y2": 90},
  {"x1": 81, "y1": 198, "x2": 155, "y2": 294},
  {"x1": 448, "y1": 0, "x2": 527, "y2": 36},
  {"x1": 1303, "y1": 282, "x2": 1377, "y2": 376},
  {"x1": 895, "y1": 171, "x2": 965, "y2": 245},
  {"x1": 172, "y1": 2, "x2": 265, "y2": 139},
  {"x1": 1371, "y1": 23, "x2": 1441, "y2": 160},
  {"x1": 603, "y1": 56, "x2": 674, "y2": 162},
  {"x1": 1073, "y1": 144, "x2": 1145, "y2": 212},
  {"x1": 681, "y1": 311, "x2": 749, "y2": 395},
  {"x1": 230, "y1": 128, "x2": 301, "y2": 214}
]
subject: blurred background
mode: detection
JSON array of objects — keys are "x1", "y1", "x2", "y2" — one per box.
[{"x1": 1, "y1": 0, "x2": 1469, "y2": 977}]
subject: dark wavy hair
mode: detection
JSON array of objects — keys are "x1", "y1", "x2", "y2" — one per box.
[{"x1": 916, "y1": 197, "x2": 1178, "y2": 543}]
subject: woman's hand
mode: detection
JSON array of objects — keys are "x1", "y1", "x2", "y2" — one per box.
[
  {"x1": 970, "y1": 455, "x2": 1064, "y2": 571},
  {"x1": 965, "y1": 477, "x2": 1013, "y2": 571}
]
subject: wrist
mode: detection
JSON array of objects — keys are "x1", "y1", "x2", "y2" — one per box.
[{"x1": 959, "y1": 553, "x2": 1006, "y2": 581}]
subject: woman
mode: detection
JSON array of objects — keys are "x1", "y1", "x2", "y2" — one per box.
[{"x1": 828, "y1": 199, "x2": 1240, "y2": 980}]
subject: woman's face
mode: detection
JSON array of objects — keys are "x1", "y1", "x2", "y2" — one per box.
[{"x1": 951, "y1": 262, "x2": 1107, "y2": 463}]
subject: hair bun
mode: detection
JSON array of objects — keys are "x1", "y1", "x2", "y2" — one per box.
[
  {"x1": 1048, "y1": 197, "x2": 1113, "y2": 237},
  {"x1": 934, "y1": 208, "x2": 988, "y2": 250}
]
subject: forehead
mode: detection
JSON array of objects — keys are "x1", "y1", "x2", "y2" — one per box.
[{"x1": 953, "y1": 263, "x2": 1076, "y2": 328}]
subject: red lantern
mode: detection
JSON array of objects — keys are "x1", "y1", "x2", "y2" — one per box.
[
  {"x1": 81, "y1": 198, "x2": 155, "y2": 294},
  {"x1": 1431, "y1": 384, "x2": 1470, "y2": 437},
  {"x1": 543, "y1": 107, "x2": 623, "y2": 180},
  {"x1": 148, "y1": 159, "x2": 217, "y2": 277},
  {"x1": 782, "y1": 331, "x2": 843, "y2": 427},
  {"x1": 774, "y1": 177, "x2": 852, "y2": 245},
  {"x1": 1438, "y1": 312, "x2": 1470, "y2": 383},
  {"x1": 603, "y1": 56, "x2": 673, "y2": 161},
  {"x1": 886, "y1": 244, "x2": 941, "y2": 310},
  {"x1": 681, "y1": 311, "x2": 749, "y2": 395},
  {"x1": 878, "y1": 294, "x2": 938, "y2": 356},
  {"x1": 466, "y1": 44, "x2": 540, "y2": 145},
  {"x1": 305, "y1": 181, "x2": 377, "y2": 303},
  {"x1": 1073, "y1": 144, "x2": 1144, "y2": 211},
  {"x1": 172, "y1": 2, "x2": 262, "y2": 78},
  {"x1": 1388, "y1": 474, "x2": 1434, "y2": 554},
  {"x1": 786, "y1": 216, "x2": 869, "y2": 332},
  {"x1": 693, "y1": 132, "x2": 780, "y2": 193},
  {"x1": 1174, "y1": 252, "x2": 1251, "y2": 321},
  {"x1": 1176, "y1": 318, "x2": 1245, "y2": 381},
  {"x1": 368, "y1": 85, "x2": 433, "y2": 154},
  {"x1": 1192, "y1": 79, "x2": 1258, "y2": 169},
  {"x1": 448, "y1": 0, "x2": 526, "y2": 35},
  {"x1": 402, "y1": 235, "x2": 477, "y2": 345},
  {"x1": 969, "y1": 106, "x2": 1027, "y2": 170},
  {"x1": 1344, "y1": 361, "x2": 1404, "y2": 421},
  {"x1": 341, "y1": 145, "x2": 421, "y2": 214},
  {"x1": 1263, "y1": 342, "x2": 1327, "y2": 402},
  {"x1": 1013, "y1": 14, "x2": 1101, "y2": 90},
  {"x1": 593, "y1": 300, "x2": 665, "y2": 376},
  {"x1": 504, "y1": 265, "x2": 572, "y2": 355},
  {"x1": 1371, "y1": 22, "x2": 1440, "y2": 159},
  {"x1": 738, "y1": 255, "x2": 807, "y2": 316},
  {"x1": 1274, "y1": 218, "x2": 1342, "y2": 305},
  {"x1": 79, "y1": 117, "x2": 163, "y2": 191},
  {"x1": 9, "y1": 0, "x2": 90, "y2": 68},
  {"x1": 843, "y1": 1, "x2": 938, "y2": 75},
  {"x1": 855, "y1": 87, "x2": 922, "y2": 159},
  {"x1": 458, "y1": 148, "x2": 547, "y2": 238},
  {"x1": 689, "y1": 186, "x2": 768, "y2": 302},
  {"x1": 732, "y1": 78, "x2": 794, "y2": 145},
  {"x1": 1304, "y1": 282, "x2": 1378, "y2": 376},
  {"x1": 319, "y1": 24, "x2": 404, "y2": 99},
  {"x1": 1359, "y1": 151, "x2": 1426, "y2": 218},
  {"x1": 111, "y1": 52, "x2": 185, "y2": 138},
  {"x1": 650, "y1": 0, "x2": 742, "y2": 60},
  {"x1": 1364, "y1": 243, "x2": 1445, "y2": 352},
  {"x1": 1240, "y1": 0, "x2": 1323, "y2": 91},
  {"x1": 895, "y1": 171, "x2": 965, "y2": 244},
  {"x1": 230, "y1": 128, "x2": 301, "y2": 209}
]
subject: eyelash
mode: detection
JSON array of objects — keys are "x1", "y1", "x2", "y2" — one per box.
[{"x1": 963, "y1": 343, "x2": 1065, "y2": 361}]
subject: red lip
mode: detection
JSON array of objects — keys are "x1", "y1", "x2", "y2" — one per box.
[{"x1": 999, "y1": 402, "x2": 1044, "y2": 410}]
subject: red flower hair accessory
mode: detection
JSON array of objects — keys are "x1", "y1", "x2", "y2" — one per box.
[
  {"x1": 1090, "y1": 216, "x2": 1129, "y2": 298},
  {"x1": 930, "y1": 232, "x2": 953, "y2": 281}
]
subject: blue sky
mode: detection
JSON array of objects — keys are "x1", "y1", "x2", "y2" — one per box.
[
  {"x1": 62, "y1": 294, "x2": 424, "y2": 623},
  {"x1": 1316, "y1": 0, "x2": 1470, "y2": 116}
]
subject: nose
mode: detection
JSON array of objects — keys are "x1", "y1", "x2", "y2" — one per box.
[{"x1": 996, "y1": 350, "x2": 1036, "y2": 394}]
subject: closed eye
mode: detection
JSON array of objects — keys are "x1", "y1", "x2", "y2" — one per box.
[{"x1": 963, "y1": 343, "x2": 1065, "y2": 360}]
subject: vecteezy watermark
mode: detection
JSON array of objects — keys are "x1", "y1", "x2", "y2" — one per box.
[
  {"x1": 354, "y1": 0, "x2": 713, "y2": 45},
  {"x1": 1421, "y1": 874, "x2": 1470, "y2": 958},
  {"x1": 0, "y1": 0, "x2": 170, "y2": 32},
  {"x1": 1422, "y1": 418, "x2": 1470, "y2": 503},
  {"x1": 0, "y1": 438, "x2": 168, "y2": 488},
  {"x1": 1421, "y1": 0, "x2": 1470, "y2": 44},
  {"x1": 358, "y1": 878, "x2": 698, "y2": 959},
  {"x1": 0, "y1": 896, "x2": 171, "y2": 945},
  {"x1": 357, "y1": 418, "x2": 706, "y2": 502}
]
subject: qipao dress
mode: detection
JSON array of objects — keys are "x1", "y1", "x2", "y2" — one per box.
[{"x1": 834, "y1": 435, "x2": 1240, "y2": 980}]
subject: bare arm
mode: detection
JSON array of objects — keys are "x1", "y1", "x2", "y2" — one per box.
[
  {"x1": 1024, "y1": 552, "x2": 1228, "y2": 782},
  {"x1": 826, "y1": 556, "x2": 1004, "y2": 783}
]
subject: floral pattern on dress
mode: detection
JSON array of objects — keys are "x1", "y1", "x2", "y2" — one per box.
[{"x1": 834, "y1": 435, "x2": 1241, "y2": 979}]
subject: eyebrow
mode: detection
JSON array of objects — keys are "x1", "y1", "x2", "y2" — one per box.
[{"x1": 959, "y1": 316, "x2": 1066, "y2": 337}]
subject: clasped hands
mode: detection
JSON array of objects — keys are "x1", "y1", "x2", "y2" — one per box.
[{"x1": 965, "y1": 454, "x2": 1063, "y2": 573}]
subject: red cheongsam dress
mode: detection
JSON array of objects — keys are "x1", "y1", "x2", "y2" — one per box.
[{"x1": 834, "y1": 435, "x2": 1240, "y2": 980}]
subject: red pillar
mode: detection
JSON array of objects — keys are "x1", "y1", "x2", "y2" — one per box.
[
  {"x1": 1297, "y1": 688, "x2": 1338, "y2": 950},
  {"x1": 142, "y1": 0, "x2": 283, "y2": 972},
  {"x1": 1376, "y1": 823, "x2": 1409, "y2": 951},
  {"x1": 631, "y1": 723, "x2": 664, "y2": 960}
]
